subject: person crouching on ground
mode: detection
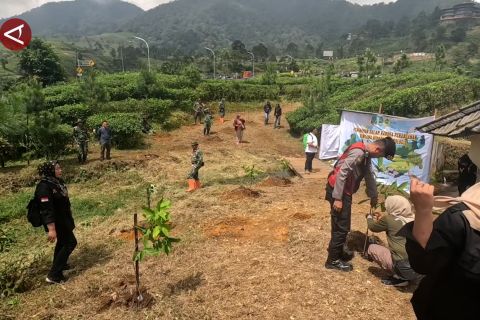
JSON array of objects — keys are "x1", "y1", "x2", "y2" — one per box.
[
  {"x1": 325, "y1": 137, "x2": 396, "y2": 272},
  {"x1": 366, "y1": 195, "x2": 419, "y2": 287},
  {"x1": 186, "y1": 142, "x2": 204, "y2": 192},
  {"x1": 35, "y1": 161, "x2": 77, "y2": 284}
]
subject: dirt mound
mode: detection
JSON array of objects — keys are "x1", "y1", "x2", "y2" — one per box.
[
  {"x1": 257, "y1": 176, "x2": 292, "y2": 187},
  {"x1": 346, "y1": 230, "x2": 383, "y2": 253},
  {"x1": 205, "y1": 216, "x2": 288, "y2": 242},
  {"x1": 96, "y1": 278, "x2": 155, "y2": 312},
  {"x1": 223, "y1": 186, "x2": 261, "y2": 200},
  {"x1": 291, "y1": 212, "x2": 313, "y2": 220}
]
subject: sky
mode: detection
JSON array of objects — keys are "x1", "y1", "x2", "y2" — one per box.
[{"x1": 0, "y1": 0, "x2": 395, "y2": 19}]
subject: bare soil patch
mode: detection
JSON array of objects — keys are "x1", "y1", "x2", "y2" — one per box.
[
  {"x1": 96, "y1": 278, "x2": 155, "y2": 312},
  {"x1": 223, "y1": 186, "x2": 261, "y2": 200},
  {"x1": 205, "y1": 216, "x2": 289, "y2": 242},
  {"x1": 291, "y1": 212, "x2": 313, "y2": 220}
]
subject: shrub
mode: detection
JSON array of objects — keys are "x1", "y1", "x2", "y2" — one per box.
[
  {"x1": 99, "y1": 99, "x2": 173, "y2": 123},
  {"x1": 54, "y1": 104, "x2": 93, "y2": 125},
  {"x1": 0, "y1": 251, "x2": 49, "y2": 297},
  {"x1": 28, "y1": 112, "x2": 73, "y2": 159},
  {"x1": 162, "y1": 111, "x2": 191, "y2": 131},
  {"x1": 87, "y1": 113, "x2": 144, "y2": 149},
  {"x1": 43, "y1": 83, "x2": 81, "y2": 108}
]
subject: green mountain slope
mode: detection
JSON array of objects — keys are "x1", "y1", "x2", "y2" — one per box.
[
  {"x1": 1, "y1": 0, "x2": 143, "y2": 36},
  {"x1": 126, "y1": 0, "x2": 463, "y2": 53}
]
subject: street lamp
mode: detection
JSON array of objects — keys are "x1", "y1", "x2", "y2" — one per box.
[
  {"x1": 205, "y1": 47, "x2": 216, "y2": 79},
  {"x1": 247, "y1": 51, "x2": 255, "y2": 77},
  {"x1": 133, "y1": 36, "x2": 150, "y2": 72}
]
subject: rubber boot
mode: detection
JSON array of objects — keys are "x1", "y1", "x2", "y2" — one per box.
[
  {"x1": 186, "y1": 179, "x2": 196, "y2": 192},
  {"x1": 195, "y1": 180, "x2": 201, "y2": 190}
]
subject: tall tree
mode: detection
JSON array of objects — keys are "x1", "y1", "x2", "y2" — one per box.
[
  {"x1": 18, "y1": 38, "x2": 66, "y2": 86},
  {"x1": 434, "y1": 44, "x2": 446, "y2": 71},
  {"x1": 286, "y1": 42, "x2": 299, "y2": 57},
  {"x1": 252, "y1": 43, "x2": 269, "y2": 61}
]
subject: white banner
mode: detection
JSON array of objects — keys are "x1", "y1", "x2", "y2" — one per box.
[
  {"x1": 338, "y1": 111, "x2": 435, "y2": 189},
  {"x1": 320, "y1": 124, "x2": 340, "y2": 159}
]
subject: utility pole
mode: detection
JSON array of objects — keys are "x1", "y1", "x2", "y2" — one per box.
[
  {"x1": 133, "y1": 36, "x2": 150, "y2": 72},
  {"x1": 205, "y1": 47, "x2": 216, "y2": 79},
  {"x1": 247, "y1": 51, "x2": 255, "y2": 77},
  {"x1": 120, "y1": 46, "x2": 125, "y2": 73}
]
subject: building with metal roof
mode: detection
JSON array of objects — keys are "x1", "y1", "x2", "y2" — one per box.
[
  {"x1": 417, "y1": 100, "x2": 480, "y2": 138},
  {"x1": 440, "y1": 2, "x2": 480, "y2": 21}
]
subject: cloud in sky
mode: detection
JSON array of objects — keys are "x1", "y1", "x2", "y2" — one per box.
[
  {"x1": 0, "y1": 0, "x2": 171, "y2": 19},
  {"x1": 0, "y1": 0, "x2": 396, "y2": 19},
  {"x1": 348, "y1": 0, "x2": 395, "y2": 4}
]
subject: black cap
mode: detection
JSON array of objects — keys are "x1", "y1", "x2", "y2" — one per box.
[{"x1": 382, "y1": 137, "x2": 396, "y2": 159}]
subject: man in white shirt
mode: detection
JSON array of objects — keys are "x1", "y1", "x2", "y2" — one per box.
[{"x1": 305, "y1": 128, "x2": 319, "y2": 174}]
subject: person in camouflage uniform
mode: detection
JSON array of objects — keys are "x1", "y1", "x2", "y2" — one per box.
[
  {"x1": 73, "y1": 119, "x2": 88, "y2": 163},
  {"x1": 203, "y1": 111, "x2": 213, "y2": 136},
  {"x1": 219, "y1": 98, "x2": 226, "y2": 124},
  {"x1": 193, "y1": 100, "x2": 205, "y2": 125},
  {"x1": 186, "y1": 142, "x2": 204, "y2": 192}
]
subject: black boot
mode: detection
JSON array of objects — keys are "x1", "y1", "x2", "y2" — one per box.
[
  {"x1": 341, "y1": 247, "x2": 354, "y2": 262},
  {"x1": 325, "y1": 259, "x2": 353, "y2": 272}
]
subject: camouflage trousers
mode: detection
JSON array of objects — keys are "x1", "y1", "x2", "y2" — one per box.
[
  {"x1": 187, "y1": 167, "x2": 200, "y2": 180},
  {"x1": 77, "y1": 141, "x2": 88, "y2": 163}
]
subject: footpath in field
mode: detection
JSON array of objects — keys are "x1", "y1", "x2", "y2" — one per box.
[{"x1": 3, "y1": 103, "x2": 416, "y2": 320}]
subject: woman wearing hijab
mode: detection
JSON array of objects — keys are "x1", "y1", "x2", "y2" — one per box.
[
  {"x1": 35, "y1": 161, "x2": 77, "y2": 284},
  {"x1": 366, "y1": 195, "x2": 419, "y2": 287},
  {"x1": 400, "y1": 176, "x2": 480, "y2": 320}
]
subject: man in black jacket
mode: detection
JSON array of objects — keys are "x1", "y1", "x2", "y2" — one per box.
[
  {"x1": 263, "y1": 101, "x2": 272, "y2": 125},
  {"x1": 274, "y1": 103, "x2": 282, "y2": 129},
  {"x1": 35, "y1": 161, "x2": 76, "y2": 284}
]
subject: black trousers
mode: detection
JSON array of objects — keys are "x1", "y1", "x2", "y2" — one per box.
[
  {"x1": 194, "y1": 113, "x2": 202, "y2": 124},
  {"x1": 101, "y1": 142, "x2": 111, "y2": 160},
  {"x1": 326, "y1": 184, "x2": 352, "y2": 261},
  {"x1": 49, "y1": 228, "x2": 77, "y2": 278},
  {"x1": 204, "y1": 125, "x2": 211, "y2": 135},
  {"x1": 305, "y1": 152, "x2": 316, "y2": 172}
]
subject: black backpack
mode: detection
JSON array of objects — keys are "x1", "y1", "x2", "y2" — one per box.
[{"x1": 27, "y1": 198, "x2": 42, "y2": 227}]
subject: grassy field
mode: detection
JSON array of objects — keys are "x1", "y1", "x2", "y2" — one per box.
[{"x1": 0, "y1": 104, "x2": 418, "y2": 320}]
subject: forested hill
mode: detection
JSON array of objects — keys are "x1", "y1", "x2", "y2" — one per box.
[
  {"x1": 126, "y1": 0, "x2": 462, "y2": 53},
  {"x1": 0, "y1": 0, "x2": 143, "y2": 36}
]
